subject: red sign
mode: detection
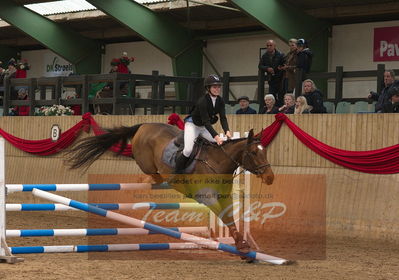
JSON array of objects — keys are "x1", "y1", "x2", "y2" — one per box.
[{"x1": 374, "y1": 26, "x2": 399, "y2": 61}]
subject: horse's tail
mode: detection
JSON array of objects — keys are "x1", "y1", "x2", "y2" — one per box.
[{"x1": 66, "y1": 124, "x2": 143, "y2": 170}]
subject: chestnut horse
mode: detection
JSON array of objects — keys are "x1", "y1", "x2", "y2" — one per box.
[{"x1": 66, "y1": 123, "x2": 274, "y2": 253}]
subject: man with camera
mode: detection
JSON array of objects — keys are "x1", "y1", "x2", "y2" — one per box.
[{"x1": 368, "y1": 70, "x2": 397, "y2": 112}]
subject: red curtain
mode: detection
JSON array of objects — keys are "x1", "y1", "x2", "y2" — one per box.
[{"x1": 0, "y1": 113, "x2": 397, "y2": 174}]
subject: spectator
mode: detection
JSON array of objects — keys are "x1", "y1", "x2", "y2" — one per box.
[
  {"x1": 236, "y1": 96, "x2": 257, "y2": 114},
  {"x1": 382, "y1": 86, "x2": 399, "y2": 113},
  {"x1": 15, "y1": 59, "x2": 30, "y2": 78},
  {"x1": 282, "y1": 38, "x2": 298, "y2": 93},
  {"x1": 258, "y1": 40, "x2": 285, "y2": 106},
  {"x1": 10, "y1": 88, "x2": 29, "y2": 116},
  {"x1": 278, "y1": 93, "x2": 295, "y2": 114},
  {"x1": 0, "y1": 61, "x2": 5, "y2": 87},
  {"x1": 368, "y1": 70, "x2": 396, "y2": 113},
  {"x1": 296, "y1": 39, "x2": 313, "y2": 82},
  {"x1": 259, "y1": 94, "x2": 279, "y2": 114},
  {"x1": 294, "y1": 96, "x2": 311, "y2": 114},
  {"x1": 302, "y1": 79, "x2": 327, "y2": 113},
  {"x1": 3, "y1": 58, "x2": 17, "y2": 80}
]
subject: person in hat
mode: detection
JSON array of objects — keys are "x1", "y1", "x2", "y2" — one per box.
[
  {"x1": 296, "y1": 38, "x2": 313, "y2": 81},
  {"x1": 382, "y1": 86, "x2": 399, "y2": 113},
  {"x1": 174, "y1": 74, "x2": 231, "y2": 173},
  {"x1": 236, "y1": 96, "x2": 257, "y2": 114}
]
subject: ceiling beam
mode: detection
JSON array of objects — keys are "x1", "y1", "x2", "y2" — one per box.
[{"x1": 306, "y1": 2, "x2": 399, "y2": 19}]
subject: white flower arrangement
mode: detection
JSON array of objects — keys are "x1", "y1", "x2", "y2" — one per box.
[{"x1": 35, "y1": 105, "x2": 74, "y2": 116}]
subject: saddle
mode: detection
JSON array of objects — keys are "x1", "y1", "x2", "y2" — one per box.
[{"x1": 162, "y1": 132, "x2": 208, "y2": 173}]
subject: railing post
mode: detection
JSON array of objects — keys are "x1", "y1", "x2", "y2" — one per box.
[
  {"x1": 28, "y1": 78, "x2": 36, "y2": 116},
  {"x1": 257, "y1": 69, "x2": 265, "y2": 105},
  {"x1": 3, "y1": 78, "x2": 10, "y2": 116},
  {"x1": 112, "y1": 72, "x2": 118, "y2": 115},
  {"x1": 222, "y1": 72, "x2": 230, "y2": 104},
  {"x1": 294, "y1": 69, "x2": 303, "y2": 98},
  {"x1": 81, "y1": 75, "x2": 89, "y2": 114},
  {"x1": 335, "y1": 66, "x2": 343, "y2": 104},
  {"x1": 54, "y1": 77, "x2": 62, "y2": 105},
  {"x1": 158, "y1": 75, "x2": 166, "y2": 115},
  {"x1": 376, "y1": 64, "x2": 385, "y2": 94},
  {"x1": 151, "y1": 70, "x2": 159, "y2": 115}
]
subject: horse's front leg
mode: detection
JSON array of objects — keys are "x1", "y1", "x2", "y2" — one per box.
[{"x1": 205, "y1": 182, "x2": 251, "y2": 254}]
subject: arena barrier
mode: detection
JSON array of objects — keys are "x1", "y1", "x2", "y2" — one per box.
[{"x1": 32, "y1": 188, "x2": 288, "y2": 265}]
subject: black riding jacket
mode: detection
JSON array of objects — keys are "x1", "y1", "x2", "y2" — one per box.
[{"x1": 190, "y1": 94, "x2": 230, "y2": 138}]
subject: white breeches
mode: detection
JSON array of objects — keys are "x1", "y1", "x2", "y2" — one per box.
[{"x1": 183, "y1": 122, "x2": 215, "y2": 157}]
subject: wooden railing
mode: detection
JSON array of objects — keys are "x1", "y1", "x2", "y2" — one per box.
[
  {"x1": 0, "y1": 64, "x2": 395, "y2": 116},
  {"x1": 0, "y1": 71, "x2": 203, "y2": 116}
]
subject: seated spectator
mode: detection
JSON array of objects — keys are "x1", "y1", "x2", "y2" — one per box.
[
  {"x1": 259, "y1": 94, "x2": 279, "y2": 114},
  {"x1": 302, "y1": 79, "x2": 327, "y2": 113},
  {"x1": 10, "y1": 88, "x2": 29, "y2": 116},
  {"x1": 296, "y1": 39, "x2": 313, "y2": 82},
  {"x1": 294, "y1": 96, "x2": 311, "y2": 114},
  {"x1": 236, "y1": 96, "x2": 257, "y2": 114},
  {"x1": 278, "y1": 93, "x2": 295, "y2": 114},
  {"x1": 368, "y1": 70, "x2": 396, "y2": 113},
  {"x1": 382, "y1": 86, "x2": 399, "y2": 113}
]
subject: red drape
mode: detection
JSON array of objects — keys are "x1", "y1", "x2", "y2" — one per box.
[{"x1": 0, "y1": 112, "x2": 397, "y2": 174}]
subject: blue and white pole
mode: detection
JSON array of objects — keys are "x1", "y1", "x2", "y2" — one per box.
[
  {"x1": 6, "y1": 183, "x2": 171, "y2": 193},
  {"x1": 6, "y1": 202, "x2": 206, "y2": 211},
  {"x1": 32, "y1": 188, "x2": 289, "y2": 265},
  {"x1": 6, "y1": 227, "x2": 209, "y2": 237},
  {"x1": 11, "y1": 243, "x2": 201, "y2": 254}
]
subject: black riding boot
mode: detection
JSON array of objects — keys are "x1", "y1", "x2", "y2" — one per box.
[{"x1": 175, "y1": 154, "x2": 189, "y2": 174}]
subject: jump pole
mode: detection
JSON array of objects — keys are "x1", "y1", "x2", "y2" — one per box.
[{"x1": 32, "y1": 188, "x2": 289, "y2": 265}]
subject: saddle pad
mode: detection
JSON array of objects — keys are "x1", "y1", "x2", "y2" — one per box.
[{"x1": 162, "y1": 139, "x2": 196, "y2": 173}]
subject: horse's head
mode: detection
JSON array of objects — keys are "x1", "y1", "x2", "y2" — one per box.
[{"x1": 241, "y1": 129, "x2": 274, "y2": 185}]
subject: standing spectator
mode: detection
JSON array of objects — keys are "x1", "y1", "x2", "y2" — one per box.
[
  {"x1": 3, "y1": 58, "x2": 17, "y2": 80},
  {"x1": 236, "y1": 96, "x2": 257, "y2": 114},
  {"x1": 282, "y1": 38, "x2": 298, "y2": 93},
  {"x1": 294, "y1": 96, "x2": 311, "y2": 114},
  {"x1": 382, "y1": 86, "x2": 399, "y2": 113},
  {"x1": 296, "y1": 39, "x2": 313, "y2": 82},
  {"x1": 258, "y1": 40, "x2": 285, "y2": 106},
  {"x1": 302, "y1": 79, "x2": 327, "y2": 113},
  {"x1": 259, "y1": 94, "x2": 279, "y2": 114},
  {"x1": 368, "y1": 70, "x2": 396, "y2": 113},
  {"x1": 0, "y1": 61, "x2": 5, "y2": 87},
  {"x1": 15, "y1": 59, "x2": 30, "y2": 78},
  {"x1": 278, "y1": 93, "x2": 295, "y2": 114}
]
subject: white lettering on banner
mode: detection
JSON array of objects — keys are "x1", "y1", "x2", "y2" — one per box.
[
  {"x1": 141, "y1": 201, "x2": 287, "y2": 225},
  {"x1": 380, "y1": 40, "x2": 399, "y2": 57}
]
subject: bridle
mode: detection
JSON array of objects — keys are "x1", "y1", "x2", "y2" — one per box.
[{"x1": 196, "y1": 140, "x2": 271, "y2": 176}]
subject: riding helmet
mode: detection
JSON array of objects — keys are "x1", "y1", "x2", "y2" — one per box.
[{"x1": 204, "y1": 74, "x2": 222, "y2": 88}]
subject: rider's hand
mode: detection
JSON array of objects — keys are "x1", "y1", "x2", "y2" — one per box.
[
  {"x1": 214, "y1": 135, "x2": 224, "y2": 145},
  {"x1": 225, "y1": 131, "x2": 232, "y2": 139}
]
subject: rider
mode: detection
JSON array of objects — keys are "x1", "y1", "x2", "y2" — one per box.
[{"x1": 175, "y1": 74, "x2": 232, "y2": 173}]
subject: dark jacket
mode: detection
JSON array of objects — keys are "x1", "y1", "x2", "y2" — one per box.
[
  {"x1": 258, "y1": 50, "x2": 285, "y2": 80},
  {"x1": 382, "y1": 102, "x2": 399, "y2": 113},
  {"x1": 370, "y1": 82, "x2": 397, "y2": 112},
  {"x1": 296, "y1": 48, "x2": 313, "y2": 81},
  {"x1": 236, "y1": 107, "x2": 257, "y2": 114},
  {"x1": 259, "y1": 105, "x2": 279, "y2": 114},
  {"x1": 190, "y1": 94, "x2": 229, "y2": 138},
  {"x1": 303, "y1": 90, "x2": 326, "y2": 113},
  {"x1": 280, "y1": 105, "x2": 295, "y2": 114}
]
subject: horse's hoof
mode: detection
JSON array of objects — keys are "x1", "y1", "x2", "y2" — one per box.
[{"x1": 236, "y1": 239, "x2": 251, "y2": 254}]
